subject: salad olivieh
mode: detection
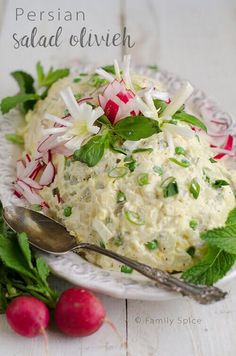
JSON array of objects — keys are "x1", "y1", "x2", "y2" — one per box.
[{"x1": 2, "y1": 56, "x2": 236, "y2": 286}]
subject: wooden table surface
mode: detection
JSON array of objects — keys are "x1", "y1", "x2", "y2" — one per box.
[{"x1": 1, "y1": 1, "x2": 236, "y2": 355}]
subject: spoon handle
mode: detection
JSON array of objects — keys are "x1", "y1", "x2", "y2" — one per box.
[{"x1": 75, "y1": 243, "x2": 226, "y2": 304}]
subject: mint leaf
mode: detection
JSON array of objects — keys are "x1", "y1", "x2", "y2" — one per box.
[
  {"x1": 173, "y1": 112, "x2": 207, "y2": 132},
  {"x1": 36, "y1": 62, "x2": 45, "y2": 84},
  {"x1": 17, "y1": 232, "x2": 33, "y2": 269},
  {"x1": 153, "y1": 99, "x2": 167, "y2": 114},
  {"x1": 1, "y1": 94, "x2": 39, "y2": 114},
  {"x1": 182, "y1": 246, "x2": 235, "y2": 285},
  {"x1": 0, "y1": 234, "x2": 36, "y2": 279},
  {"x1": 226, "y1": 208, "x2": 236, "y2": 226},
  {"x1": 102, "y1": 65, "x2": 116, "y2": 74},
  {"x1": 114, "y1": 116, "x2": 161, "y2": 141},
  {"x1": 5, "y1": 133, "x2": 24, "y2": 145},
  {"x1": 36, "y1": 257, "x2": 50, "y2": 284},
  {"x1": 38, "y1": 68, "x2": 70, "y2": 87},
  {"x1": 73, "y1": 134, "x2": 107, "y2": 167},
  {"x1": 11, "y1": 71, "x2": 35, "y2": 95},
  {"x1": 201, "y1": 224, "x2": 236, "y2": 255}
]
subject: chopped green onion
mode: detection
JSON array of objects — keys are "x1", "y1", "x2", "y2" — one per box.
[
  {"x1": 74, "y1": 93, "x2": 81, "y2": 100},
  {"x1": 153, "y1": 165, "x2": 163, "y2": 176},
  {"x1": 189, "y1": 178, "x2": 200, "y2": 199},
  {"x1": 137, "y1": 173, "x2": 149, "y2": 186},
  {"x1": 73, "y1": 77, "x2": 81, "y2": 83},
  {"x1": 186, "y1": 246, "x2": 196, "y2": 257},
  {"x1": 125, "y1": 210, "x2": 145, "y2": 225},
  {"x1": 63, "y1": 206, "x2": 72, "y2": 217},
  {"x1": 161, "y1": 177, "x2": 179, "y2": 198},
  {"x1": 132, "y1": 148, "x2": 153, "y2": 154},
  {"x1": 108, "y1": 166, "x2": 129, "y2": 178},
  {"x1": 116, "y1": 191, "x2": 126, "y2": 203},
  {"x1": 89, "y1": 73, "x2": 107, "y2": 88},
  {"x1": 102, "y1": 65, "x2": 116, "y2": 74},
  {"x1": 169, "y1": 158, "x2": 190, "y2": 168},
  {"x1": 145, "y1": 239, "x2": 158, "y2": 250},
  {"x1": 212, "y1": 179, "x2": 229, "y2": 189},
  {"x1": 120, "y1": 265, "x2": 133, "y2": 273},
  {"x1": 189, "y1": 219, "x2": 198, "y2": 230},
  {"x1": 147, "y1": 64, "x2": 158, "y2": 71},
  {"x1": 5, "y1": 133, "x2": 24, "y2": 145},
  {"x1": 209, "y1": 158, "x2": 217, "y2": 163},
  {"x1": 175, "y1": 146, "x2": 186, "y2": 155},
  {"x1": 124, "y1": 156, "x2": 137, "y2": 172},
  {"x1": 99, "y1": 241, "x2": 106, "y2": 249},
  {"x1": 30, "y1": 204, "x2": 42, "y2": 212},
  {"x1": 112, "y1": 234, "x2": 124, "y2": 246},
  {"x1": 80, "y1": 73, "x2": 88, "y2": 77}
]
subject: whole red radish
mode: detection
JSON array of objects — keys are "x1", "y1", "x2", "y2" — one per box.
[
  {"x1": 55, "y1": 288, "x2": 105, "y2": 337},
  {"x1": 6, "y1": 296, "x2": 50, "y2": 337}
]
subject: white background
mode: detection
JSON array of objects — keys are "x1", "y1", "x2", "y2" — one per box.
[{"x1": 0, "y1": 0, "x2": 236, "y2": 355}]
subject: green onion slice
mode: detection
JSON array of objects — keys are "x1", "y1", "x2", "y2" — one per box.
[
  {"x1": 108, "y1": 166, "x2": 129, "y2": 178},
  {"x1": 189, "y1": 178, "x2": 200, "y2": 199},
  {"x1": 137, "y1": 173, "x2": 149, "y2": 186},
  {"x1": 125, "y1": 210, "x2": 145, "y2": 225},
  {"x1": 169, "y1": 158, "x2": 190, "y2": 168}
]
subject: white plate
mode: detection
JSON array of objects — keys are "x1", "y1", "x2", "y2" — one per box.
[{"x1": 1, "y1": 66, "x2": 236, "y2": 301}]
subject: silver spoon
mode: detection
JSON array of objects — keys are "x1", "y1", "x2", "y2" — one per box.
[{"x1": 3, "y1": 205, "x2": 226, "y2": 304}]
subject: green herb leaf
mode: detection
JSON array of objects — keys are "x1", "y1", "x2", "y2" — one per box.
[
  {"x1": 102, "y1": 65, "x2": 116, "y2": 74},
  {"x1": 186, "y1": 246, "x2": 196, "y2": 257},
  {"x1": 147, "y1": 64, "x2": 158, "y2": 71},
  {"x1": 153, "y1": 165, "x2": 163, "y2": 176},
  {"x1": 116, "y1": 191, "x2": 126, "y2": 203},
  {"x1": 209, "y1": 158, "x2": 217, "y2": 163},
  {"x1": 201, "y1": 224, "x2": 236, "y2": 255},
  {"x1": 38, "y1": 66, "x2": 70, "y2": 88},
  {"x1": 36, "y1": 62, "x2": 45, "y2": 84},
  {"x1": 109, "y1": 166, "x2": 129, "y2": 178},
  {"x1": 124, "y1": 156, "x2": 137, "y2": 172},
  {"x1": 1, "y1": 94, "x2": 39, "y2": 114},
  {"x1": 17, "y1": 232, "x2": 33, "y2": 269},
  {"x1": 212, "y1": 180, "x2": 229, "y2": 189},
  {"x1": 89, "y1": 73, "x2": 107, "y2": 88},
  {"x1": 114, "y1": 116, "x2": 161, "y2": 141},
  {"x1": 125, "y1": 210, "x2": 145, "y2": 225},
  {"x1": 132, "y1": 148, "x2": 153, "y2": 154},
  {"x1": 5, "y1": 133, "x2": 24, "y2": 145},
  {"x1": 145, "y1": 239, "x2": 158, "y2": 250},
  {"x1": 112, "y1": 234, "x2": 124, "y2": 246},
  {"x1": 161, "y1": 177, "x2": 179, "y2": 198},
  {"x1": 226, "y1": 208, "x2": 236, "y2": 226},
  {"x1": 175, "y1": 146, "x2": 186, "y2": 155},
  {"x1": 137, "y1": 173, "x2": 149, "y2": 186},
  {"x1": 0, "y1": 234, "x2": 36, "y2": 279},
  {"x1": 63, "y1": 206, "x2": 72, "y2": 217},
  {"x1": 36, "y1": 257, "x2": 50, "y2": 284},
  {"x1": 153, "y1": 99, "x2": 167, "y2": 114},
  {"x1": 189, "y1": 219, "x2": 198, "y2": 230},
  {"x1": 169, "y1": 157, "x2": 190, "y2": 168},
  {"x1": 11, "y1": 71, "x2": 35, "y2": 95},
  {"x1": 73, "y1": 134, "x2": 106, "y2": 167},
  {"x1": 182, "y1": 246, "x2": 235, "y2": 285},
  {"x1": 189, "y1": 178, "x2": 200, "y2": 199},
  {"x1": 173, "y1": 112, "x2": 207, "y2": 132},
  {"x1": 120, "y1": 265, "x2": 133, "y2": 273}
]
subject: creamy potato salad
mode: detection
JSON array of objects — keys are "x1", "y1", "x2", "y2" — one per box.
[{"x1": 4, "y1": 57, "x2": 236, "y2": 283}]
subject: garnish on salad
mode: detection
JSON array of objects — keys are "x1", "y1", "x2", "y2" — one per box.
[{"x1": 1, "y1": 55, "x2": 236, "y2": 287}]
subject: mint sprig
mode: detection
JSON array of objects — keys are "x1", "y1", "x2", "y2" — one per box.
[
  {"x1": 0, "y1": 202, "x2": 58, "y2": 312},
  {"x1": 1, "y1": 62, "x2": 70, "y2": 115},
  {"x1": 182, "y1": 208, "x2": 236, "y2": 285}
]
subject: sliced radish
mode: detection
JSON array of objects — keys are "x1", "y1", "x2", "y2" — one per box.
[
  {"x1": 39, "y1": 162, "x2": 56, "y2": 186},
  {"x1": 21, "y1": 178, "x2": 42, "y2": 190}
]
